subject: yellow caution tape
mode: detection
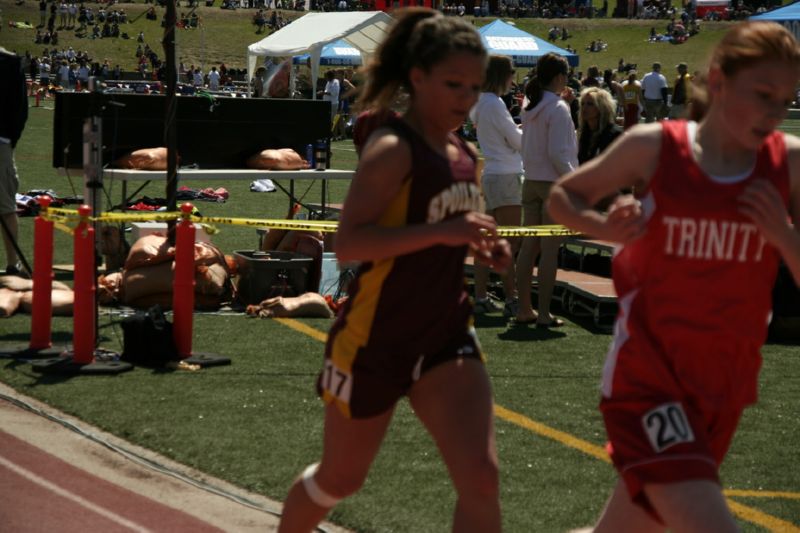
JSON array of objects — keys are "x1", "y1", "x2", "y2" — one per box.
[
  {"x1": 495, "y1": 225, "x2": 577, "y2": 237},
  {"x1": 41, "y1": 208, "x2": 578, "y2": 237},
  {"x1": 53, "y1": 221, "x2": 77, "y2": 235},
  {"x1": 192, "y1": 215, "x2": 339, "y2": 233}
]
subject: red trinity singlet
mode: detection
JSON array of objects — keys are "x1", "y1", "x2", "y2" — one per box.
[{"x1": 600, "y1": 120, "x2": 791, "y2": 508}]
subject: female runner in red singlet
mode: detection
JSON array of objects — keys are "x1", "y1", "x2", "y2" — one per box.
[
  {"x1": 278, "y1": 9, "x2": 511, "y2": 532},
  {"x1": 549, "y1": 22, "x2": 800, "y2": 532}
]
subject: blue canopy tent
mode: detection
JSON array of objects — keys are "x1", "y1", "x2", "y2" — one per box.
[
  {"x1": 477, "y1": 19, "x2": 579, "y2": 68},
  {"x1": 750, "y1": 1, "x2": 800, "y2": 41},
  {"x1": 293, "y1": 39, "x2": 362, "y2": 66}
]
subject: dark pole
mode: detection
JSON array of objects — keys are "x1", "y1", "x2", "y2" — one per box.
[{"x1": 163, "y1": 0, "x2": 179, "y2": 241}]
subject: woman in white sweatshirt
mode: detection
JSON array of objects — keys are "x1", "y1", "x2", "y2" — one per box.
[
  {"x1": 469, "y1": 55, "x2": 523, "y2": 317},
  {"x1": 516, "y1": 53, "x2": 578, "y2": 327}
]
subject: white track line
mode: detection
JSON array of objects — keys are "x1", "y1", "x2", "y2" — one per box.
[{"x1": 0, "y1": 454, "x2": 153, "y2": 533}]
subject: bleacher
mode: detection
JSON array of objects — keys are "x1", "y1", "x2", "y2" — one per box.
[{"x1": 468, "y1": 236, "x2": 619, "y2": 330}]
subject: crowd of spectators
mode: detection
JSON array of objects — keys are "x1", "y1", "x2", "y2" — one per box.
[
  {"x1": 19, "y1": 47, "x2": 124, "y2": 91},
  {"x1": 252, "y1": 8, "x2": 286, "y2": 33},
  {"x1": 220, "y1": 0, "x2": 305, "y2": 10}
]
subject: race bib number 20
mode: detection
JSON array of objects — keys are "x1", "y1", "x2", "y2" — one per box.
[{"x1": 642, "y1": 402, "x2": 695, "y2": 453}]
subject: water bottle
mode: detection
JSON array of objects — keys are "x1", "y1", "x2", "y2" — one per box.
[
  {"x1": 314, "y1": 140, "x2": 327, "y2": 171},
  {"x1": 305, "y1": 143, "x2": 314, "y2": 168}
]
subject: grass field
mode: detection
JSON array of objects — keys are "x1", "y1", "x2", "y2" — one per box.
[
  {"x1": 0, "y1": 98, "x2": 799, "y2": 532},
  {"x1": 1, "y1": 3, "x2": 800, "y2": 530},
  {"x1": 1, "y1": 1, "x2": 739, "y2": 76}
]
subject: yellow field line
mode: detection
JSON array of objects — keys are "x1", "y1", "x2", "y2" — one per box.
[
  {"x1": 275, "y1": 319, "x2": 799, "y2": 531},
  {"x1": 274, "y1": 318, "x2": 328, "y2": 343},
  {"x1": 727, "y1": 500, "x2": 800, "y2": 532},
  {"x1": 492, "y1": 404, "x2": 610, "y2": 463},
  {"x1": 725, "y1": 489, "x2": 800, "y2": 500}
]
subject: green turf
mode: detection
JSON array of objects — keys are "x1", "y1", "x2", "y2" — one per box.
[
  {"x1": 1, "y1": 14, "x2": 800, "y2": 532},
  {"x1": 3, "y1": 106, "x2": 800, "y2": 531},
  {"x1": 2, "y1": 2, "x2": 737, "y2": 76}
]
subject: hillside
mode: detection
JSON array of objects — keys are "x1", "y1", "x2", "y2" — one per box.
[{"x1": 1, "y1": 2, "x2": 737, "y2": 75}]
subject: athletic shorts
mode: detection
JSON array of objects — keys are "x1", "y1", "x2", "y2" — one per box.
[
  {"x1": 0, "y1": 144, "x2": 20, "y2": 215},
  {"x1": 521, "y1": 180, "x2": 555, "y2": 226},
  {"x1": 318, "y1": 328, "x2": 484, "y2": 419},
  {"x1": 600, "y1": 322, "x2": 759, "y2": 521},
  {"x1": 481, "y1": 173, "x2": 522, "y2": 211}
]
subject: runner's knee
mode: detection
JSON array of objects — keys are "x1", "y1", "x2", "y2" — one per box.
[{"x1": 306, "y1": 462, "x2": 368, "y2": 503}]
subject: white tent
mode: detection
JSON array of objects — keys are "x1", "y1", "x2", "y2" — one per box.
[{"x1": 247, "y1": 11, "x2": 392, "y2": 98}]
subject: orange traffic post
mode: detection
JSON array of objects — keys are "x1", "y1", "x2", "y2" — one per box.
[
  {"x1": 173, "y1": 203, "x2": 196, "y2": 359},
  {"x1": 71, "y1": 205, "x2": 96, "y2": 364},
  {"x1": 29, "y1": 196, "x2": 54, "y2": 351}
]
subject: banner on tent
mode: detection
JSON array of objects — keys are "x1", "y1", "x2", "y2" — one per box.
[{"x1": 485, "y1": 36, "x2": 540, "y2": 51}]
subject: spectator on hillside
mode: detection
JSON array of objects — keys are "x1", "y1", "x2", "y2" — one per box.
[
  {"x1": 254, "y1": 9, "x2": 265, "y2": 32},
  {"x1": 39, "y1": 0, "x2": 47, "y2": 27},
  {"x1": 59, "y1": 1, "x2": 68, "y2": 28},
  {"x1": 192, "y1": 67, "x2": 203, "y2": 87},
  {"x1": 640, "y1": 61, "x2": 667, "y2": 122}
]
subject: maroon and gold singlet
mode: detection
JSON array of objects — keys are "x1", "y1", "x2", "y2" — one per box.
[{"x1": 320, "y1": 119, "x2": 484, "y2": 418}]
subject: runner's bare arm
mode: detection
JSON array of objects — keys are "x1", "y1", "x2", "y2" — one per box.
[
  {"x1": 739, "y1": 133, "x2": 800, "y2": 285},
  {"x1": 547, "y1": 123, "x2": 661, "y2": 243},
  {"x1": 335, "y1": 129, "x2": 498, "y2": 263}
]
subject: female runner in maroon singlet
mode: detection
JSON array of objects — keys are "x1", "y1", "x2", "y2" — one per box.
[
  {"x1": 278, "y1": 9, "x2": 511, "y2": 533},
  {"x1": 549, "y1": 22, "x2": 800, "y2": 532}
]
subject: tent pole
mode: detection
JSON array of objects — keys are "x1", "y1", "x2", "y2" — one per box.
[{"x1": 163, "y1": 0, "x2": 179, "y2": 237}]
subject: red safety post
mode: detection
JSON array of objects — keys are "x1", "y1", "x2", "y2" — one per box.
[
  {"x1": 29, "y1": 196, "x2": 54, "y2": 351},
  {"x1": 34, "y1": 90, "x2": 41, "y2": 107},
  {"x1": 173, "y1": 203, "x2": 196, "y2": 358},
  {"x1": 71, "y1": 205, "x2": 96, "y2": 364}
]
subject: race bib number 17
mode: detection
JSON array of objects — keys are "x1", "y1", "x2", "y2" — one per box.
[
  {"x1": 322, "y1": 360, "x2": 352, "y2": 403},
  {"x1": 642, "y1": 402, "x2": 695, "y2": 453}
]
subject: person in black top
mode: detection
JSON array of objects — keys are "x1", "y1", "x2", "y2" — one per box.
[
  {"x1": 577, "y1": 86, "x2": 624, "y2": 210},
  {"x1": 0, "y1": 48, "x2": 29, "y2": 275}
]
